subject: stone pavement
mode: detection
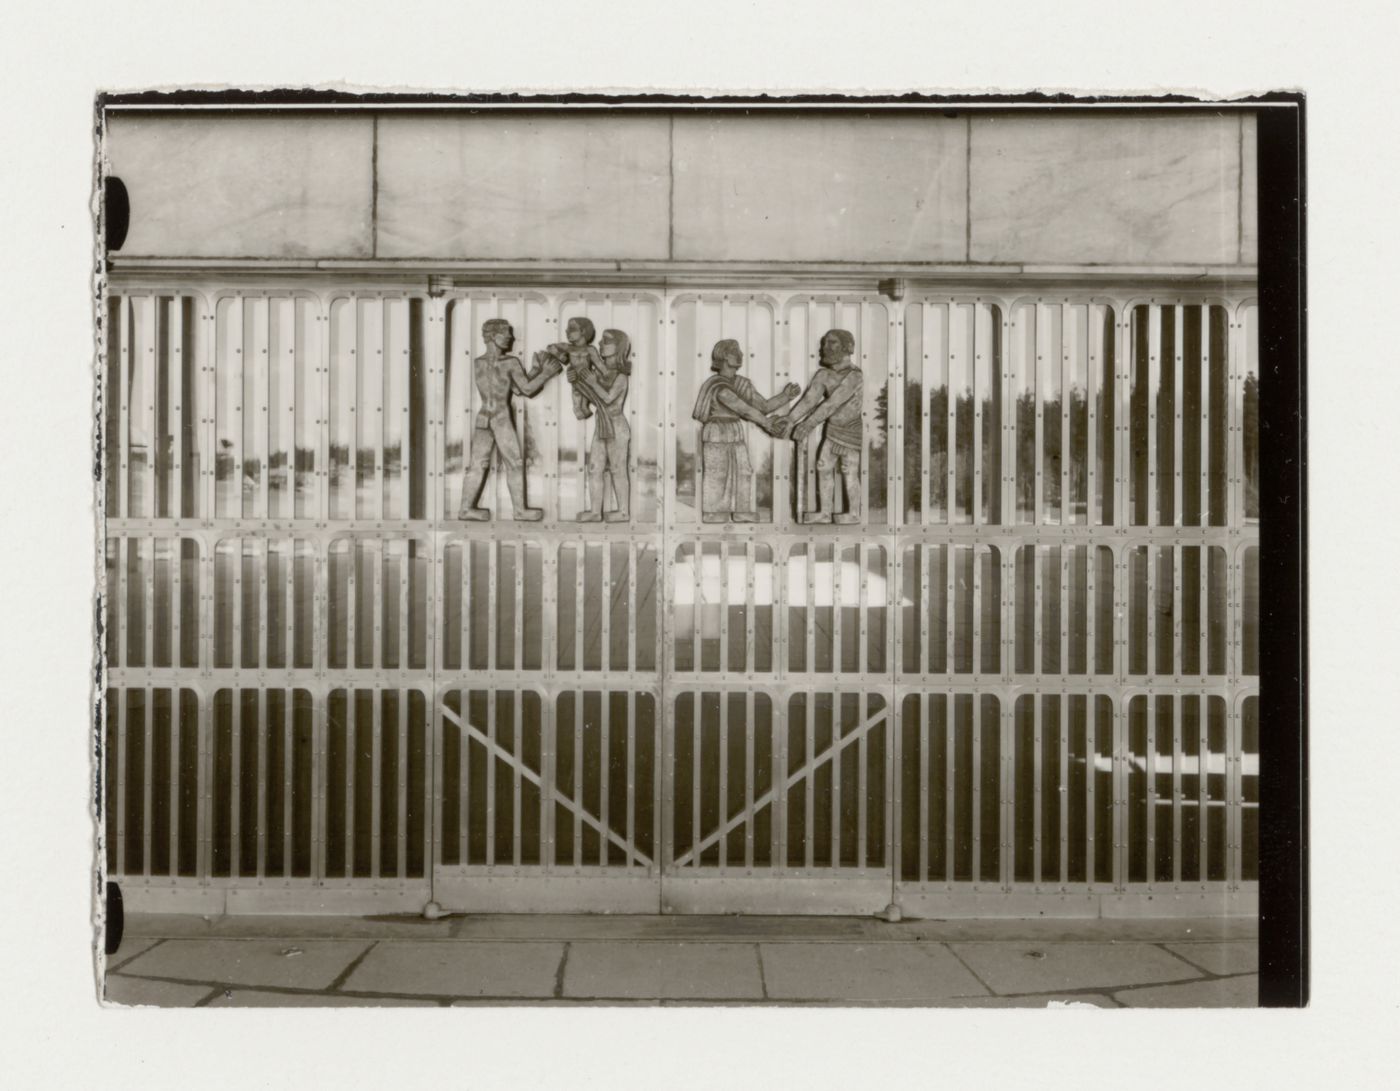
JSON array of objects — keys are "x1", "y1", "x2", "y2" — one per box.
[{"x1": 102, "y1": 914, "x2": 1257, "y2": 1008}]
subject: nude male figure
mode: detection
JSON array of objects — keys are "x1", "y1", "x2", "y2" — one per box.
[
  {"x1": 775, "y1": 329, "x2": 865, "y2": 524},
  {"x1": 457, "y1": 318, "x2": 562, "y2": 521}
]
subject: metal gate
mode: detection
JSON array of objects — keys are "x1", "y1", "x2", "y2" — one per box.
[{"x1": 101, "y1": 280, "x2": 1259, "y2": 916}]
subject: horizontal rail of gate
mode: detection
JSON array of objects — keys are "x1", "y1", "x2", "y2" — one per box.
[{"x1": 101, "y1": 282, "x2": 1260, "y2": 917}]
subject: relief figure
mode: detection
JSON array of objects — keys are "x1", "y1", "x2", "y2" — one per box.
[
  {"x1": 692, "y1": 338, "x2": 799, "y2": 523},
  {"x1": 568, "y1": 326, "x2": 633, "y2": 522},
  {"x1": 457, "y1": 318, "x2": 562, "y2": 521},
  {"x1": 775, "y1": 329, "x2": 865, "y2": 524}
]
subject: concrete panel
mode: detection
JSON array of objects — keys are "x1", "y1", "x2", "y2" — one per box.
[
  {"x1": 1241, "y1": 113, "x2": 1258, "y2": 263},
  {"x1": 376, "y1": 114, "x2": 670, "y2": 260},
  {"x1": 672, "y1": 114, "x2": 967, "y2": 262},
  {"x1": 1164, "y1": 941, "x2": 1258, "y2": 976},
  {"x1": 106, "y1": 114, "x2": 374, "y2": 258},
  {"x1": 1116, "y1": 974, "x2": 1258, "y2": 1008},
  {"x1": 759, "y1": 942, "x2": 987, "y2": 1001},
  {"x1": 104, "y1": 975, "x2": 214, "y2": 1007},
  {"x1": 563, "y1": 941, "x2": 763, "y2": 999},
  {"x1": 341, "y1": 940, "x2": 564, "y2": 999},
  {"x1": 970, "y1": 113, "x2": 1243, "y2": 264},
  {"x1": 950, "y1": 941, "x2": 1202, "y2": 995},
  {"x1": 116, "y1": 938, "x2": 371, "y2": 990}
]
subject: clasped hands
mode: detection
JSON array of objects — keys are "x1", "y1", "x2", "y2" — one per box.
[{"x1": 762, "y1": 413, "x2": 814, "y2": 442}]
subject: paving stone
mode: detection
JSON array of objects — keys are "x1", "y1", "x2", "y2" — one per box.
[
  {"x1": 564, "y1": 942, "x2": 763, "y2": 1000},
  {"x1": 1164, "y1": 942, "x2": 1258, "y2": 976},
  {"x1": 103, "y1": 975, "x2": 215, "y2": 1007},
  {"x1": 760, "y1": 943, "x2": 987, "y2": 1002},
  {"x1": 106, "y1": 937, "x2": 163, "y2": 971},
  {"x1": 206, "y1": 989, "x2": 437, "y2": 1007},
  {"x1": 950, "y1": 942, "x2": 1202, "y2": 995},
  {"x1": 343, "y1": 941, "x2": 564, "y2": 999},
  {"x1": 117, "y1": 939, "x2": 371, "y2": 991},
  {"x1": 1116, "y1": 975, "x2": 1258, "y2": 1008}
]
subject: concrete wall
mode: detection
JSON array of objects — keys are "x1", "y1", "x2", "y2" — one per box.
[{"x1": 106, "y1": 109, "x2": 1257, "y2": 267}]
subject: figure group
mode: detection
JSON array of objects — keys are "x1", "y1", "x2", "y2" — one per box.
[
  {"x1": 692, "y1": 329, "x2": 864, "y2": 524},
  {"x1": 456, "y1": 315, "x2": 864, "y2": 525},
  {"x1": 457, "y1": 315, "x2": 631, "y2": 522}
]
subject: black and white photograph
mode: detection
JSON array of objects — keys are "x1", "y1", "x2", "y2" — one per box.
[
  {"x1": 94, "y1": 93, "x2": 1283, "y2": 1009},
  {"x1": 21, "y1": 1, "x2": 1395, "y2": 1085}
]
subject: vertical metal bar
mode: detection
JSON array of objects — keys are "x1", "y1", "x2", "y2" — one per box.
[
  {"x1": 113, "y1": 694, "x2": 126, "y2": 877},
  {"x1": 919, "y1": 304, "x2": 932, "y2": 523},
  {"x1": 857, "y1": 692, "x2": 868, "y2": 870},
  {"x1": 171, "y1": 299, "x2": 184, "y2": 519},
  {"x1": 602, "y1": 539, "x2": 613, "y2": 673},
  {"x1": 971, "y1": 694, "x2": 983, "y2": 884},
  {"x1": 718, "y1": 691, "x2": 728, "y2": 870},
  {"x1": 486, "y1": 541, "x2": 498, "y2": 671},
  {"x1": 691, "y1": 691, "x2": 701, "y2": 871},
  {"x1": 171, "y1": 536, "x2": 184, "y2": 671},
  {"x1": 1060, "y1": 305, "x2": 1071, "y2": 526},
  {"x1": 141, "y1": 296, "x2": 157, "y2": 520},
  {"x1": 1146, "y1": 694, "x2": 1157, "y2": 887},
  {"x1": 773, "y1": 690, "x2": 785, "y2": 873},
  {"x1": 1146, "y1": 545, "x2": 1158, "y2": 676},
  {"x1": 283, "y1": 687, "x2": 294, "y2": 878},
  {"x1": 256, "y1": 687, "x2": 267, "y2": 878},
  {"x1": 1033, "y1": 304, "x2": 1044, "y2": 526},
  {"x1": 1147, "y1": 305, "x2": 1161, "y2": 526},
  {"x1": 144, "y1": 534, "x2": 155, "y2": 671},
  {"x1": 944, "y1": 695, "x2": 954, "y2": 885},
  {"x1": 718, "y1": 540, "x2": 729, "y2": 674},
  {"x1": 973, "y1": 304, "x2": 985, "y2": 525},
  {"x1": 572, "y1": 688, "x2": 583, "y2": 869},
  {"x1": 945, "y1": 545, "x2": 956, "y2": 675},
  {"x1": 1087, "y1": 545, "x2": 1098, "y2": 676},
  {"x1": 345, "y1": 541, "x2": 357, "y2": 673},
  {"x1": 141, "y1": 685, "x2": 153, "y2": 878},
  {"x1": 259, "y1": 296, "x2": 272, "y2": 520},
  {"x1": 486, "y1": 688, "x2": 497, "y2": 868},
  {"x1": 309, "y1": 694, "x2": 323, "y2": 882},
  {"x1": 369, "y1": 693, "x2": 382, "y2": 879},
  {"x1": 1173, "y1": 305, "x2": 1184, "y2": 528},
  {"x1": 400, "y1": 541, "x2": 411, "y2": 672},
  {"x1": 1200, "y1": 305, "x2": 1212, "y2": 526},
  {"x1": 804, "y1": 690, "x2": 815, "y2": 870},
  {"x1": 971, "y1": 544, "x2": 983, "y2": 677},
  {"x1": 745, "y1": 690, "x2": 756, "y2": 870},
  {"x1": 626, "y1": 689, "x2": 636, "y2": 871},
  {"x1": 116, "y1": 296, "x2": 131, "y2": 519},
  {"x1": 577, "y1": 543, "x2": 588, "y2": 674},
  {"x1": 1198, "y1": 694, "x2": 1209, "y2": 885},
  {"x1": 629, "y1": 542, "x2": 640, "y2": 673},
  {"x1": 600, "y1": 690, "x2": 611, "y2": 870},
  {"x1": 1172, "y1": 694, "x2": 1183, "y2": 884},
  {"x1": 233, "y1": 297, "x2": 246, "y2": 520},
  {"x1": 460, "y1": 542, "x2": 471, "y2": 671},
  {"x1": 1031, "y1": 695, "x2": 1041, "y2": 885},
  {"x1": 1059, "y1": 696, "x2": 1068, "y2": 886},
  {"x1": 397, "y1": 687, "x2": 408, "y2": 879},
  {"x1": 170, "y1": 686, "x2": 183, "y2": 878},
  {"x1": 231, "y1": 688, "x2": 242, "y2": 880},
  {"x1": 1086, "y1": 696, "x2": 1096, "y2": 885},
  {"x1": 400, "y1": 300, "x2": 413, "y2": 521},
  {"x1": 458, "y1": 689, "x2": 470, "y2": 865},
  {"x1": 831, "y1": 542, "x2": 842, "y2": 672},
  {"x1": 1087, "y1": 305, "x2": 1099, "y2": 526},
  {"x1": 1060, "y1": 546, "x2": 1069, "y2": 677},
  {"x1": 511, "y1": 692, "x2": 522, "y2": 870},
  {"x1": 343, "y1": 690, "x2": 355, "y2": 878},
  {"x1": 916, "y1": 695, "x2": 929, "y2": 882},
  {"x1": 806, "y1": 541, "x2": 816, "y2": 675},
  {"x1": 831, "y1": 694, "x2": 842, "y2": 870},
  {"x1": 946, "y1": 305, "x2": 958, "y2": 523}
]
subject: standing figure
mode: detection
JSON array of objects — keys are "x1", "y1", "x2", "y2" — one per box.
[
  {"x1": 571, "y1": 327, "x2": 633, "y2": 522},
  {"x1": 457, "y1": 318, "x2": 562, "y2": 522},
  {"x1": 776, "y1": 329, "x2": 865, "y2": 524},
  {"x1": 691, "y1": 338, "x2": 800, "y2": 523}
]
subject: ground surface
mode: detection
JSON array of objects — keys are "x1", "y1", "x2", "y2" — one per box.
[{"x1": 102, "y1": 914, "x2": 1257, "y2": 1008}]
